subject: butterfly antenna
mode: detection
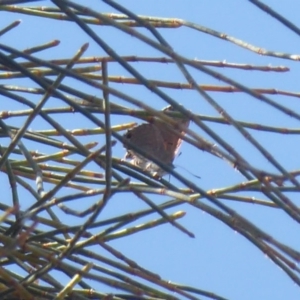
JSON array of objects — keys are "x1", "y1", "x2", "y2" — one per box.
[{"x1": 174, "y1": 164, "x2": 201, "y2": 179}]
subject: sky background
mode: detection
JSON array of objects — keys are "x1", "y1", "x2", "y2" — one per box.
[{"x1": 1, "y1": 1, "x2": 300, "y2": 299}]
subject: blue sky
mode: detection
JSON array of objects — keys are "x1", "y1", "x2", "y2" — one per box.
[{"x1": 1, "y1": 1, "x2": 300, "y2": 299}]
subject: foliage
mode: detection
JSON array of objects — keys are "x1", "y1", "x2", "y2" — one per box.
[{"x1": 0, "y1": 1, "x2": 300, "y2": 299}]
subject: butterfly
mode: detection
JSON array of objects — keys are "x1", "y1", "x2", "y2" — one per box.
[{"x1": 123, "y1": 105, "x2": 190, "y2": 176}]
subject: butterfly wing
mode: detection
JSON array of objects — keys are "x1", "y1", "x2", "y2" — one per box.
[
  {"x1": 122, "y1": 106, "x2": 189, "y2": 176},
  {"x1": 123, "y1": 124, "x2": 171, "y2": 173}
]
